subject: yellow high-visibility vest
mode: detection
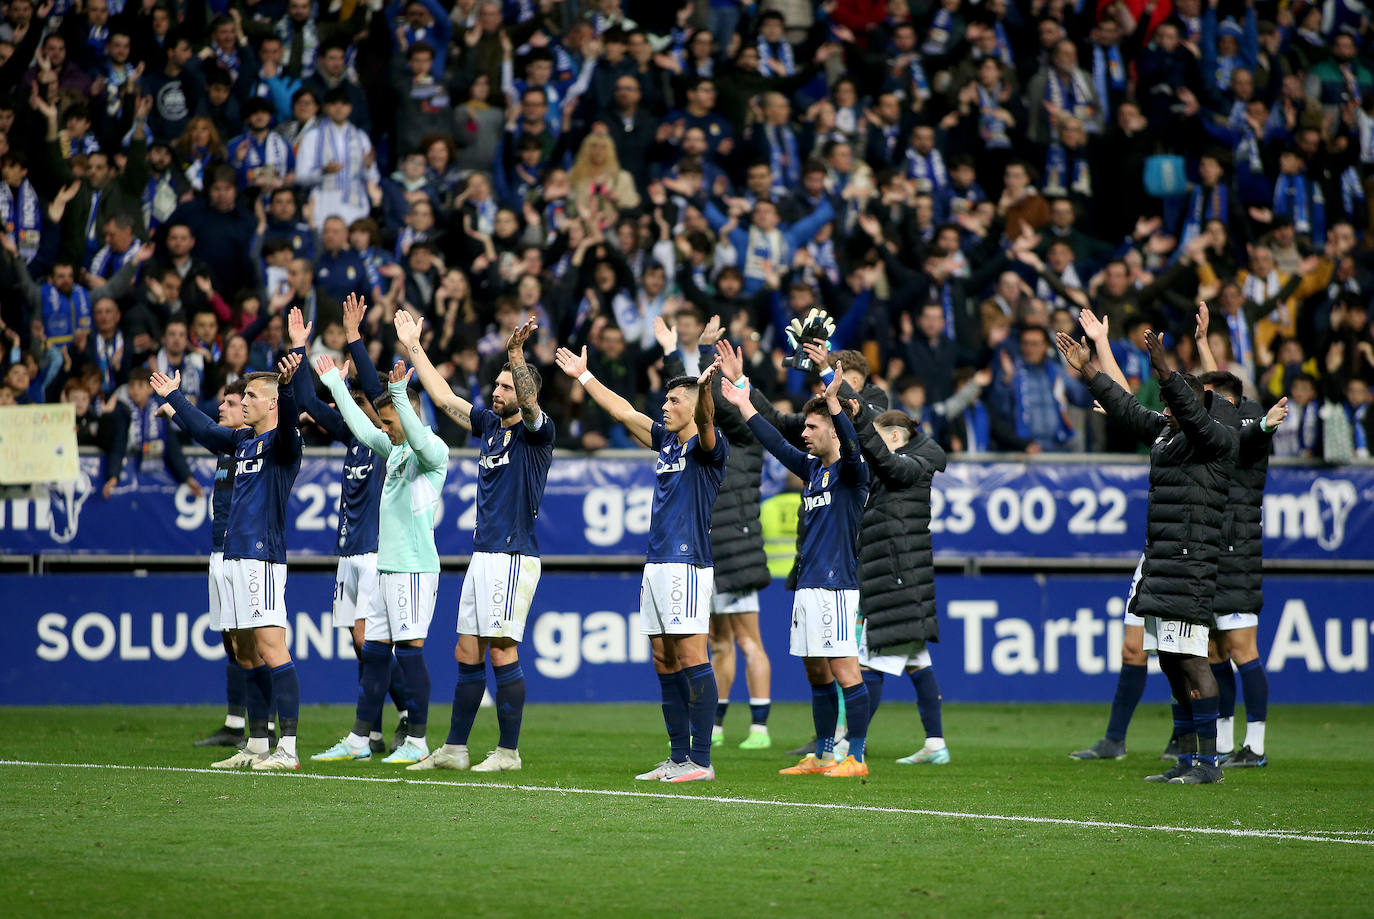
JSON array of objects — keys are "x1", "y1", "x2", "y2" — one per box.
[{"x1": 759, "y1": 491, "x2": 801, "y2": 579}]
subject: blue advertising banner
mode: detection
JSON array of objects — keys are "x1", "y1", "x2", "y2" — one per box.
[
  {"x1": 1, "y1": 455, "x2": 1372, "y2": 561},
  {"x1": 4, "y1": 572, "x2": 1369, "y2": 705}
]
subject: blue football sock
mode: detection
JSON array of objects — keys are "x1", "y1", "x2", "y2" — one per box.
[
  {"x1": 841, "y1": 682, "x2": 870, "y2": 763},
  {"x1": 1212, "y1": 661, "x2": 1237, "y2": 720},
  {"x1": 1104, "y1": 664, "x2": 1147, "y2": 742},
  {"x1": 388, "y1": 653, "x2": 410, "y2": 715},
  {"x1": 861, "y1": 669, "x2": 885, "y2": 720},
  {"x1": 685, "y1": 663, "x2": 717, "y2": 767},
  {"x1": 911, "y1": 667, "x2": 944, "y2": 741},
  {"x1": 394, "y1": 645, "x2": 429, "y2": 736},
  {"x1": 493, "y1": 661, "x2": 526, "y2": 750},
  {"x1": 352, "y1": 641, "x2": 392, "y2": 737},
  {"x1": 269, "y1": 661, "x2": 300, "y2": 738},
  {"x1": 246, "y1": 664, "x2": 272, "y2": 737},
  {"x1": 658, "y1": 671, "x2": 690, "y2": 764},
  {"x1": 1238, "y1": 658, "x2": 1268, "y2": 723},
  {"x1": 447, "y1": 662, "x2": 486, "y2": 746},
  {"x1": 1171, "y1": 702, "x2": 1195, "y2": 767},
  {"x1": 714, "y1": 701, "x2": 729, "y2": 727},
  {"x1": 749, "y1": 699, "x2": 771, "y2": 726},
  {"x1": 811, "y1": 681, "x2": 838, "y2": 758},
  {"x1": 225, "y1": 661, "x2": 247, "y2": 719},
  {"x1": 1192, "y1": 695, "x2": 1220, "y2": 766}
]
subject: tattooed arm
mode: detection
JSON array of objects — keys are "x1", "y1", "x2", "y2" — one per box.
[
  {"x1": 506, "y1": 318, "x2": 543, "y2": 430},
  {"x1": 392, "y1": 309, "x2": 474, "y2": 432}
]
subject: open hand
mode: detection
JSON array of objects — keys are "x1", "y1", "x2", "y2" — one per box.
[
  {"x1": 653, "y1": 315, "x2": 677, "y2": 353},
  {"x1": 277, "y1": 351, "x2": 302, "y2": 384},
  {"x1": 1142, "y1": 329, "x2": 1170, "y2": 378},
  {"x1": 287, "y1": 306, "x2": 312, "y2": 348},
  {"x1": 312, "y1": 354, "x2": 336, "y2": 379},
  {"x1": 1265, "y1": 396, "x2": 1289, "y2": 431},
  {"x1": 149, "y1": 369, "x2": 181, "y2": 397},
  {"x1": 1078, "y1": 307, "x2": 1108, "y2": 344},
  {"x1": 392, "y1": 309, "x2": 422, "y2": 348},
  {"x1": 1195, "y1": 301, "x2": 1210, "y2": 340},
  {"x1": 389, "y1": 360, "x2": 412, "y2": 385},
  {"x1": 715, "y1": 339, "x2": 745, "y2": 380},
  {"x1": 1056, "y1": 332, "x2": 1092, "y2": 373},
  {"x1": 697, "y1": 356, "x2": 721, "y2": 386},
  {"x1": 554, "y1": 346, "x2": 589, "y2": 379},
  {"x1": 506, "y1": 317, "x2": 538, "y2": 353}
]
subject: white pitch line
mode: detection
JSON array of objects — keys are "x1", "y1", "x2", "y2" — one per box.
[{"x1": 2, "y1": 759, "x2": 1370, "y2": 847}]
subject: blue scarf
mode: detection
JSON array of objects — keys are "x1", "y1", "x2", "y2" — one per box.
[
  {"x1": 1012, "y1": 358, "x2": 1073, "y2": 445},
  {"x1": 313, "y1": 120, "x2": 365, "y2": 206},
  {"x1": 932, "y1": 281, "x2": 955, "y2": 340},
  {"x1": 1044, "y1": 143, "x2": 1090, "y2": 197},
  {"x1": 961, "y1": 401, "x2": 990, "y2": 452},
  {"x1": 274, "y1": 17, "x2": 319, "y2": 74},
  {"x1": 1045, "y1": 68, "x2": 1092, "y2": 136},
  {"x1": 757, "y1": 37, "x2": 796, "y2": 75},
  {"x1": 992, "y1": 23, "x2": 1013, "y2": 65},
  {"x1": 906, "y1": 148, "x2": 948, "y2": 195},
  {"x1": 1092, "y1": 43, "x2": 1124, "y2": 112},
  {"x1": 0, "y1": 179, "x2": 42, "y2": 264},
  {"x1": 42, "y1": 283, "x2": 93, "y2": 346},
  {"x1": 144, "y1": 172, "x2": 179, "y2": 231},
  {"x1": 765, "y1": 123, "x2": 800, "y2": 189},
  {"x1": 213, "y1": 43, "x2": 242, "y2": 82},
  {"x1": 128, "y1": 398, "x2": 165, "y2": 465},
  {"x1": 1274, "y1": 173, "x2": 1325, "y2": 240},
  {"x1": 89, "y1": 243, "x2": 136, "y2": 280},
  {"x1": 1179, "y1": 182, "x2": 1227, "y2": 252},
  {"x1": 94, "y1": 330, "x2": 123, "y2": 395},
  {"x1": 1351, "y1": 403, "x2": 1369, "y2": 453},
  {"x1": 232, "y1": 131, "x2": 293, "y2": 187},
  {"x1": 922, "y1": 8, "x2": 954, "y2": 56},
  {"x1": 909, "y1": 57, "x2": 930, "y2": 101},
  {"x1": 1340, "y1": 165, "x2": 1365, "y2": 219},
  {"x1": 977, "y1": 85, "x2": 1011, "y2": 149},
  {"x1": 1226, "y1": 307, "x2": 1253, "y2": 373},
  {"x1": 86, "y1": 24, "x2": 109, "y2": 62}
]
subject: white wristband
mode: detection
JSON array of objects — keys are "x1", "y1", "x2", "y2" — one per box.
[
  {"x1": 733, "y1": 375, "x2": 748, "y2": 389},
  {"x1": 577, "y1": 370, "x2": 593, "y2": 385}
]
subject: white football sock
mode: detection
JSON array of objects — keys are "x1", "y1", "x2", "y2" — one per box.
[
  {"x1": 277, "y1": 735, "x2": 297, "y2": 758},
  {"x1": 407, "y1": 736, "x2": 429, "y2": 755},
  {"x1": 369, "y1": 731, "x2": 383, "y2": 741},
  {"x1": 1216, "y1": 716, "x2": 1235, "y2": 754},
  {"x1": 346, "y1": 732, "x2": 370, "y2": 750},
  {"x1": 1245, "y1": 721, "x2": 1265, "y2": 755},
  {"x1": 925, "y1": 736, "x2": 946, "y2": 751},
  {"x1": 245, "y1": 736, "x2": 269, "y2": 755},
  {"x1": 441, "y1": 743, "x2": 467, "y2": 755},
  {"x1": 225, "y1": 715, "x2": 245, "y2": 730}
]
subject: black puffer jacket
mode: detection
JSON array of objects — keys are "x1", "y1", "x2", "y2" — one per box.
[
  {"x1": 853, "y1": 403, "x2": 948, "y2": 649},
  {"x1": 1090, "y1": 371, "x2": 1239, "y2": 626},
  {"x1": 665, "y1": 351, "x2": 770, "y2": 595},
  {"x1": 1214, "y1": 399, "x2": 1273, "y2": 615},
  {"x1": 748, "y1": 381, "x2": 889, "y2": 591}
]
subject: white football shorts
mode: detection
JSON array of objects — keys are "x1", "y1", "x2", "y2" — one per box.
[
  {"x1": 367, "y1": 571, "x2": 439, "y2": 642},
  {"x1": 457, "y1": 551, "x2": 542, "y2": 642},
  {"x1": 1123, "y1": 554, "x2": 1145, "y2": 628},
  {"x1": 710, "y1": 589, "x2": 760, "y2": 615},
  {"x1": 333, "y1": 552, "x2": 379, "y2": 630},
  {"x1": 221, "y1": 558, "x2": 288, "y2": 630},
  {"x1": 790, "y1": 588, "x2": 859, "y2": 658},
  {"x1": 1215, "y1": 612, "x2": 1259, "y2": 631},
  {"x1": 857, "y1": 619, "x2": 931, "y2": 675},
  {"x1": 1143, "y1": 616, "x2": 1210, "y2": 657},
  {"x1": 640, "y1": 563, "x2": 713, "y2": 636},
  {"x1": 208, "y1": 551, "x2": 231, "y2": 631}
]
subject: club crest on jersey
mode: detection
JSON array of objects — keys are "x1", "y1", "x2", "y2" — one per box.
[
  {"x1": 503, "y1": 430, "x2": 511, "y2": 446},
  {"x1": 256, "y1": 441, "x2": 263, "y2": 455},
  {"x1": 822, "y1": 470, "x2": 830, "y2": 488}
]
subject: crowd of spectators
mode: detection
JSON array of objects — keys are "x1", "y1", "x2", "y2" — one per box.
[{"x1": 2, "y1": 0, "x2": 1373, "y2": 483}]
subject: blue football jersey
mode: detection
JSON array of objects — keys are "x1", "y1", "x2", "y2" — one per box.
[
  {"x1": 168, "y1": 388, "x2": 303, "y2": 564},
  {"x1": 210, "y1": 452, "x2": 236, "y2": 553},
  {"x1": 646, "y1": 421, "x2": 729, "y2": 566},
  {"x1": 747, "y1": 409, "x2": 868, "y2": 589},
  {"x1": 470, "y1": 408, "x2": 556, "y2": 556},
  {"x1": 337, "y1": 440, "x2": 385, "y2": 556}
]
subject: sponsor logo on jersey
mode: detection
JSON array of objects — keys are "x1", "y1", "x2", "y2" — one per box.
[
  {"x1": 803, "y1": 491, "x2": 833, "y2": 511},
  {"x1": 235, "y1": 458, "x2": 264, "y2": 475},
  {"x1": 478, "y1": 453, "x2": 511, "y2": 470},
  {"x1": 343, "y1": 464, "x2": 371, "y2": 481},
  {"x1": 655, "y1": 457, "x2": 687, "y2": 475}
]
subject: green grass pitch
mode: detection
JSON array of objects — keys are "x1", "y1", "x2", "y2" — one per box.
[{"x1": 1, "y1": 702, "x2": 1371, "y2": 918}]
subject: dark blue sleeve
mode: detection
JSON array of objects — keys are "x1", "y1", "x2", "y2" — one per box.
[
  {"x1": 830, "y1": 289, "x2": 872, "y2": 351},
  {"x1": 167, "y1": 389, "x2": 239, "y2": 453},
  {"x1": 471, "y1": 408, "x2": 489, "y2": 439},
  {"x1": 651, "y1": 420, "x2": 666, "y2": 451},
  {"x1": 747, "y1": 413, "x2": 812, "y2": 479},
  {"x1": 347, "y1": 337, "x2": 385, "y2": 401},
  {"x1": 833, "y1": 408, "x2": 867, "y2": 487},
  {"x1": 273, "y1": 382, "x2": 303, "y2": 462},
  {"x1": 290, "y1": 346, "x2": 350, "y2": 443}
]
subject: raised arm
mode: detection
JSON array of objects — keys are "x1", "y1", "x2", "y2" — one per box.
[
  {"x1": 505, "y1": 317, "x2": 543, "y2": 430},
  {"x1": 273, "y1": 352, "x2": 304, "y2": 462},
  {"x1": 1078, "y1": 307, "x2": 1130, "y2": 390},
  {"x1": 315, "y1": 354, "x2": 392, "y2": 455},
  {"x1": 287, "y1": 307, "x2": 349, "y2": 443},
  {"x1": 387, "y1": 361, "x2": 447, "y2": 471},
  {"x1": 1194, "y1": 301, "x2": 1219, "y2": 373},
  {"x1": 554, "y1": 345, "x2": 655, "y2": 448},
  {"x1": 718, "y1": 350, "x2": 811, "y2": 477},
  {"x1": 1057, "y1": 332, "x2": 1167, "y2": 445},
  {"x1": 694, "y1": 357, "x2": 721, "y2": 455},
  {"x1": 343, "y1": 293, "x2": 385, "y2": 401},
  {"x1": 393, "y1": 309, "x2": 474, "y2": 432},
  {"x1": 152, "y1": 370, "x2": 240, "y2": 453},
  {"x1": 1147, "y1": 330, "x2": 1235, "y2": 461},
  {"x1": 826, "y1": 361, "x2": 866, "y2": 486}
]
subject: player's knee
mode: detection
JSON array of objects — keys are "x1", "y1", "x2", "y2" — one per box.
[
  {"x1": 1207, "y1": 640, "x2": 1226, "y2": 665},
  {"x1": 1121, "y1": 642, "x2": 1147, "y2": 666},
  {"x1": 489, "y1": 642, "x2": 519, "y2": 667}
]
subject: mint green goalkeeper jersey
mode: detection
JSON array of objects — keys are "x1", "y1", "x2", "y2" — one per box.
[{"x1": 322, "y1": 372, "x2": 448, "y2": 573}]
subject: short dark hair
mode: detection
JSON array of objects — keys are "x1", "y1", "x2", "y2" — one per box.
[
  {"x1": 831, "y1": 349, "x2": 869, "y2": 381},
  {"x1": 1198, "y1": 370, "x2": 1243, "y2": 402},
  {"x1": 371, "y1": 391, "x2": 395, "y2": 412},
  {"x1": 129, "y1": 367, "x2": 153, "y2": 384},
  {"x1": 408, "y1": 40, "x2": 435, "y2": 59},
  {"x1": 500, "y1": 361, "x2": 542, "y2": 391},
  {"x1": 244, "y1": 371, "x2": 281, "y2": 388},
  {"x1": 802, "y1": 396, "x2": 833, "y2": 419},
  {"x1": 1181, "y1": 372, "x2": 1204, "y2": 398},
  {"x1": 224, "y1": 379, "x2": 247, "y2": 397},
  {"x1": 665, "y1": 375, "x2": 699, "y2": 394}
]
